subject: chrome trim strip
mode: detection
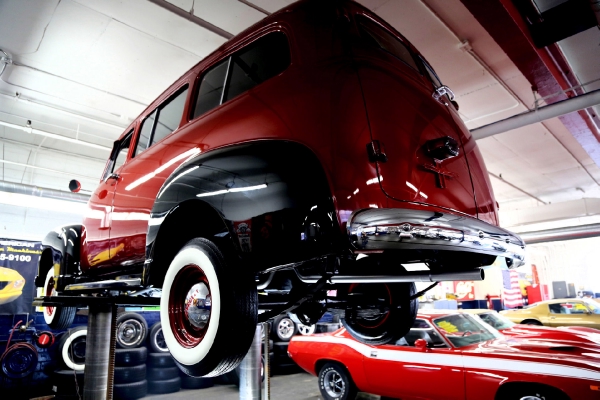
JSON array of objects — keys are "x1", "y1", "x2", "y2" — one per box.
[{"x1": 347, "y1": 208, "x2": 525, "y2": 267}]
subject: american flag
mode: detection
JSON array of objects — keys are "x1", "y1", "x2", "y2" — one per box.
[{"x1": 502, "y1": 270, "x2": 523, "y2": 308}]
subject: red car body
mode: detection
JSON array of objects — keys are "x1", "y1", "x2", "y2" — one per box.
[
  {"x1": 289, "y1": 311, "x2": 600, "y2": 400},
  {"x1": 36, "y1": 0, "x2": 524, "y2": 377}
]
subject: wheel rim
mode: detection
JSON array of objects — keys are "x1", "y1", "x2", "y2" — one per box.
[
  {"x1": 169, "y1": 264, "x2": 212, "y2": 348},
  {"x1": 44, "y1": 270, "x2": 55, "y2": 317},
  {"x1": 323, "y1": 369, "x2": 345, "y2": 397},
  {"x1": 70, "y1": 337, "x2": 86, "y2": 363},
  {"x1": 154, "y1": 327, "x2": 168, "y2": 352},
  {"x1": 117, "y1": 319, "x2": 144, "y2": 347},
  {"x1": 348, "y1": 283, "x2": 392, "y2": 329},
  {"x1": 277, "y1": 318, "x2": 295, "y2": 339},
  {"x1": 298, "y1": 323, "x2": 316, "y2": 335}
]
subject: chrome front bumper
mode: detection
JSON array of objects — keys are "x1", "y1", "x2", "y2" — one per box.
[{"x1": 347, "y1": 208, "x2": 525, "y2": 267}]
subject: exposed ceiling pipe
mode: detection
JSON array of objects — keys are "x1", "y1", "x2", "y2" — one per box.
[
  {"x1": 520, "y1": 223, "x2": 600, "y2": 244},
  {"x1": 0, "y1": 160, "x2": 98, "y2": 181},
  {"x1": 0, "y1": 181, "x2": 90, "y2": 203},
  {"x1": 471, "y1": 88, "x2": 600, "y2": 140},
  {"x1": 147, "y1": 0, "x2": 234, "y2": 39},
  {"x1": 0, "y1": 49, "x2": 11, "y2": 77},
  {"x1": 0, "y1": 120, "x2": 110, "y2": 151}
]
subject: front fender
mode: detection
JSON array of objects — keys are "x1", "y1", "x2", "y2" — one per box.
[
  {"x1": 36, "y1": 225, "x2": 82, "y2": 290},
  {"x1": 144, "y1": 141, "x2": 339, "y2": 286}
]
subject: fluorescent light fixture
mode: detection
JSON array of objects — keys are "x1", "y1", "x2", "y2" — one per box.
[
  {"x1": 0, "y1": 191, "x2": 88, "y2": 215},
  {"x1": 196, "y1": 184, "x2": 267, "y2": 198},
  {"x1": 0, "y1": 119, "x2": 110, "y2": 151}
]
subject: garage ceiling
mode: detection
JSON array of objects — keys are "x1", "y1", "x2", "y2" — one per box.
[{"x1": 0, "y1": 0, "x2": 599, "y2": 236}]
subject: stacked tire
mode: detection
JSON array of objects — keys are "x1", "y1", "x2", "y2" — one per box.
[
  {"x1": 114, "y1": 313, "x2": 149, "y2": 400},
  {"x1": 146, "y1": 322, "x2": 182, "y2": 394},
  {"x1": 114, "y1": 347, "x2": 147, "y2": 400},
  {"x1": 51, "y1": 326, "x2": 87, "y2": 399}
]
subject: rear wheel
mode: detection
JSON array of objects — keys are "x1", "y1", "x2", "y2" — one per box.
[
  {"x1": 341, "y1": 282, "x2": 417, "y2": 345},
  {"x1": 318, "y1": 363, "x2": 357, "y2": 400},
  {"x1": 160, "y1": 238, "x2": 257, "y2": 377},
  {"x1": 42, "y1": 268, "x2": 76, "y2": 330},
  {"x1": 521, "y1": 319, "x2": 543, "y2": 326},
  {"x1": 499, "y1": 384, "x2": 569, "y2": 400}
]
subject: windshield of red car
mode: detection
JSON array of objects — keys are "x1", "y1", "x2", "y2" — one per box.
[
  {"x1": 433, "y1": 314, "x2": 501, "y2": 348},
  {"x1": 478, "y1": 312, "x2": 515, "y2": 330}
]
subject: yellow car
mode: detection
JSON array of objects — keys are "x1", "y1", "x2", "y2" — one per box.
[
  {"x1": 0, "y1": 267, "x2": 26, "y2": 305},
  {"x1": 500, "y1": 298, "x2": 600, "y2": 328}
]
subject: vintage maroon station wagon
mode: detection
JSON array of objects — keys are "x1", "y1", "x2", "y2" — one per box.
[{"x1": 36, "y1": 0, "x2": 525, "y2": 377}]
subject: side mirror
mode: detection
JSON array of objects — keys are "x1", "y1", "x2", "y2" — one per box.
[
  {"x1": 414, "y1": 338, "x2": 428, "y2": 352},
  {"x1": 69, "y1": 179, "x2": 81, "y2": 193}
]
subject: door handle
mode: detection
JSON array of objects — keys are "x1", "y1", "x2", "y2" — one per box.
[
  {"x1": 105, "y1": 173, "x2": 120, "y2": 183},
  {"x1": 550, "y1": 316, "x2": 556, "y2": 319},
  {"x1": 432, "y1": 85, "x2": 455, "y2": 104}
]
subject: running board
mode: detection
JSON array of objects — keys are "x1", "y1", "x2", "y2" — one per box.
[{"x1": 65, "y1": 278, "x2": 143, "y2": 292}]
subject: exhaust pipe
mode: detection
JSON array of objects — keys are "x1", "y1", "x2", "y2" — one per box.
[{"x1": 296, "y1": 269, "x2": 484, "y2": 283}]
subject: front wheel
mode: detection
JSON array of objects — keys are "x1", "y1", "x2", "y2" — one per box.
[
  {"x1": 160, "y1": 238, "x2": 257, "y2": 377},
  {"x1": 341, "y1": 282, "x2": 418, "y2": 345},
  {"x1": 42, "y1": 268, "x2": 76, "y2": 330},
  {"x1": 318, "y1": 363, "x2": 357, "y2": 400}
]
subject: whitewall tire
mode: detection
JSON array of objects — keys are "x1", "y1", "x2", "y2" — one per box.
[
  {"x1": 42, "y1": 268, "x2": 76, "y2": 330},
  {"x1": 159, "y1": 238, "x2": 257, "y2": 377}
]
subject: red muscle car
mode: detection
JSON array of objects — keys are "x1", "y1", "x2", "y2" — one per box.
[
  {"x1": 289, "y1": 310, "x2": 600, "y2": 400},
  {"x1": 36, "y1": 0, "x2": 524, "y2": 377}
]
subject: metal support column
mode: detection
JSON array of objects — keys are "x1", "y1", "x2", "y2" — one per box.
[
  {"x1": 262, "y1": 322, "x2": 271, "y2": 400},
  {"x1": 83, "y1": 303, "x2": 115, "y2": 400},
  {"x1": 239, "y1": 324, "x2": 262, "y2": 400}
]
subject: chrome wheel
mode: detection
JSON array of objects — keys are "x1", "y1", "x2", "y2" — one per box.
[
  {"x1": 117, "y1": 320, "x2": 144, "y2": 347},
  {"x1": 277, "y1": 317, "x2": 295, "y2": 340},
  {"x1": 297, "y1": 323, "x2": 316, "y2": 335},
  {"x1": 323, "y1": 369, "x2": 344, "y2": 397}
]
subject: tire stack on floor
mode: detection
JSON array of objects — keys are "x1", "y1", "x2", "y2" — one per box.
[
  {"x1": 147, "y1": 321, "x2": 214, "y2": 392},
  {"x1": 114, "y1": 312, "x2": 150, "y2": 400},
  {"x1": 146, "y1": 321, "x2": 181, "y2": 394}
]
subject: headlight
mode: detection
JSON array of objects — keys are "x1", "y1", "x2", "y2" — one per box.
[{"x1": 13, "y1": 279, "x2": 25, "y2": 288}]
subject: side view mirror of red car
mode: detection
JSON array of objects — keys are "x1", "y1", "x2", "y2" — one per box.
[{"x1": 414, "y1": 339, "x2": 428, "y2": 352}]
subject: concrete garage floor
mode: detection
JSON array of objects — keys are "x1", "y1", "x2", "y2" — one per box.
[{"x1": 144, "y1": 371, "x2": 381, "y2": 400}]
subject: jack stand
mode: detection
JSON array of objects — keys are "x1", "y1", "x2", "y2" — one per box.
[
  {"x1": 262, "y1": 322, "x2": 270, "y2": 400},
  {"x1": 83, "y1": 304, "x2": 117, "y2": 400}
]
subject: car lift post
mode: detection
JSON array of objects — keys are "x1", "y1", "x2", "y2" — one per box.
[
  {"x1": 33, "y1": 295, "x2": 160, "y2": 400},
  {"x1": 239, "y1": 324, "x2": 262, "y2": 399},
  {"x1": 83, "y1": 303, "x2": 116, "y2": 400}
]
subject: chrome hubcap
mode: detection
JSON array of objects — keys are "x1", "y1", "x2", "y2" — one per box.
[
  {"x1": 184, "y1": 282, "x2": 211, "y2": 330},
  {"x1": 278, "y1": 318, "x2": 294, "y2": 339},
  {"x1": 323, "y1": 370, "x2": 344, "y2": 397}
]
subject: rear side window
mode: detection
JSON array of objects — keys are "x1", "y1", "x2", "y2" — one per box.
[
  {"x1": 135, "y1": 86, "x2": 189, "y2": 156},
  {"x1": 192, "y1": 31, "x2": 290, "y2": 119},
  {"x1": 357, "y1": 16, "x2": 419, "y2": 72}
]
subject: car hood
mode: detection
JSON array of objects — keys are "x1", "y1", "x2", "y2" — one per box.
[
  {"x1": 502, "y1": 324, "x2": 600, "y2": 345},
  {"x1": 462, "y1": 336, "x2": 600, "y2": 369}
]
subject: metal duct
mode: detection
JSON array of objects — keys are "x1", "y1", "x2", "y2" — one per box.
[
  {"x1": 471, "y1": 88, "x2": 600, "y2": 140},
  {"x1": 519, "y1": 223, "x2": 600, "y2": 244},
  {"x1": 0, "y1": 181, "x2": 90, "y2": 203}
]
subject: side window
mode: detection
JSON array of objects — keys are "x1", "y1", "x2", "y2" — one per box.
[
  {"x1": 135, "y1": 86, "x2": 189, "y2": 156},
  {"x1": 395, "y1": 319, "x2": 447, "y2": 348},
  {"x1": 225, "y1": 32, "x2": 290, "y2": 101},
  {"x1": 421, "y1": 57, "x2": 443, "y2": 88},
  {"x1": 192, "y1": 31, "x2": 290, "y2": 119},
  {"x1": 136, "y1": 110, "x2": 156, "y2": 156},
  {"x1": 549, "y1": 303, "x2": 563, "y2": 314},
  {"x1": 104, "y1": 131, "x2": 133, "y2": 179},
  {"x1": 193, "y1": 60, "x2": 229, "y2": 119},
  {"x1": 152, "y1": 87, "x2": 189, "y2": 144},
  {"x1": 357, "y1": 16, "x2": 420, "y2": 72}
]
